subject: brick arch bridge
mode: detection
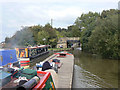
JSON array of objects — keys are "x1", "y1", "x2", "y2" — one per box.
[{"x1": 57, "y1": 37, "x2": 80, "y2": 48}]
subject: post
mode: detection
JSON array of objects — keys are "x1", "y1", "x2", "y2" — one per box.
[{"x1": 51, "y1": 19, "x2": 53, "y2": 27}]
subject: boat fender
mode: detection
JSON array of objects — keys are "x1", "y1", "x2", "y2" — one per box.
[
  {"x1": 17, "y1": 76, "x2": 40, "y2": 90},
  {"x1": 54, "y1": 64, "x2": 58, "y2": 73},
  {"x1": 19, "y1": 80, "x2": 28, "y2": 86}
]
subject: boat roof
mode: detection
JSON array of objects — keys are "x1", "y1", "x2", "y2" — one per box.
[
  {"x1": 0, "y1": 49, "x2": 15, "y2": 51},
  {"x1": 28, "y1": 45, "x2": 47, "y2": 49},
  {"x1": 15, "y1": 45, "x2": 48, "y2": 49}
]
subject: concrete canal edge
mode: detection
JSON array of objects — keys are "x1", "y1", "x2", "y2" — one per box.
[{"x1": 42, "y1": 53, "x2": 74, "y2": 88}]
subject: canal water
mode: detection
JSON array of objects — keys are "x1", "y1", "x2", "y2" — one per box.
[
  {"x1": 72, "y1": 48, "x2": 118, "y2": 88},
  {"x1": 31, "y1": 49, "x2": 118, "y2": 88}
]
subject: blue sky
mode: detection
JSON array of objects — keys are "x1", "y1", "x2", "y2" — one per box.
[{"x1": 0, "y1": 0, "x2": 119, "y2": 42}]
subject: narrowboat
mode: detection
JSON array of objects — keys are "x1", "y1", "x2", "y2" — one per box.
[
  {"x1": 0, "y1": 49, "x2": 56, "y2": 89},
  {"x1": 50, "y1": 59, "x2": 61, "y2": 68},
  {"x1": 36, "y1": 60, "x2": 59, "y2": 73},
  {"x1": 36, "y1": 58, "x2": 62, "y2": 70},
  {"x1": 54, "y1": 51, "x2": 72, "y2": 57},
  {"x1": 0, "y1": 49, "x2": 29, "y2": 69},
  {"x1": 0, "y1": 49, "x2": 18, "y2": 66},
  {"x1": 1, "y1": 69, "x2": 55, "y2": 89},
  {"x1": 36, "y1": 51, "x2": 72, "y2": 73},
  {"x1": 35, "y1": 51, "x2": 74, "y2": 88},
  {"x1": 15, "y1": 45, "x2": 49, "y2": 58}
]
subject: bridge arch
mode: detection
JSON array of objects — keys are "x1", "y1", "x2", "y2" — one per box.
[{"x1": 57, "y1": 37, "x2": 80, "y2": 48}]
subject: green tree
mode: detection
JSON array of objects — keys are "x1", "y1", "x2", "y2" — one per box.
[
  {"x1": 74, "y1": 12, "x2": 100, "y2": 51},
  {"x1": 43, "y1": 23, "x2": 57, "y2": 47},
  {"x1": 88, "y1": 14, "x2": 119, "y2": 59},
  {"x1": 37, "y1": 30, "x2": 49, "y2": 45},
  {"x1": 29, "y1": 25, "x2": 43, "y2": 44},
  {"x1": 5, "y1": 37, "x2": 10, "y2": 43},
  {"x1": 71, "y1": 25, "x2": 81, "y2": 37}
]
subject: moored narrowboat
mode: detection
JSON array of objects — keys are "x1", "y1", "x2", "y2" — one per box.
[
  {"x1": 1, "y1": 69, "x2": 55, "y2": 89},
  {"x1": 0, "y1": 49, "x2": 56, "y2": 89},
  {"x1": 54, "y1": 51, "x2": 72, "y2": 57},
  {"x1": 36, "y1": 60, "x2": 60, "y2": 73},
  {"x1": 35, "y1": 51, "x2": 74, "y2": 88},
  {"x1": 15, "y1": 45, "x2": 49, "y2": 58},
  {"x1": 0, "y1": 49, "x2": 18, "y2": 66},
  {"x1": 36, "y1": 51, "x2": 72, "y2": 73}
]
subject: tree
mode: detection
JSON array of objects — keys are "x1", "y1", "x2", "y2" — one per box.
[
  {"x1": 74, "y1": 12, "x2": 100, "y2": 51},
  {"x1": 5, "y1": 37, "x2": 10, "y2": 43},
  {"x1": 43, "y1": 23, "x2": 57, "y2": 47},
  {"x1": 29, "y1": 25, "x2": 43, "y2": 44},
  {"x1": 88, "y1": 14, "x2": 119, "y2": 59},
  {"x1": 71, "y1": 25, "x2": 81, "y2": 37},
  {"x1": 37, "y1": 30, "x2": 49, "y2": 45}
]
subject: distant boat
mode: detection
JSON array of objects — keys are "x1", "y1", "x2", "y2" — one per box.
[{"x1": 15, "y1": 45, "x2": 49, "y2": 59}]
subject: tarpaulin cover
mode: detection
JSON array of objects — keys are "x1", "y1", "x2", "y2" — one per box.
[
  {"x1": 0, "y1": 70, "x2": 12, "y2": 87},
  {"x1": 20, "y1": 69, "x2": 37, "y2": 79}
]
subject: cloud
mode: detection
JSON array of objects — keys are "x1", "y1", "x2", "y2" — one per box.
[
  {"x1": 0, "y1": 0, "x2": 119, "y2": 3},
  {"x1": 0, "y1": 4, "x2": 2, "y2": 42},
  {"x1": 0, "y1": 0, "x2": 118, "y2": 42},
  {"x1": 48, "y1": 7, "x2": 82, "y2": 18},
  {"x1": 47, "y1": 7, "x2": 84, "y2": 27},
  {"x1": 2, "y1": 3, "x2": 83, "y2": 29}
]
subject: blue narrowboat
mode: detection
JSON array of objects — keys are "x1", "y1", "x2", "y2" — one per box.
[{"x1": 0, "y1": 49, "x2": 18, "y2": 66}]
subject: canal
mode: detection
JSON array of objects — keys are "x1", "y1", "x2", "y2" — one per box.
[
  {"x1": 30, "y1": 49, "x2": 118, "y2": 88},
  {"x1": 72, "y1": 48, "x2": 118, "y2": 88}
]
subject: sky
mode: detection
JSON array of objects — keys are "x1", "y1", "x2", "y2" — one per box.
[{"x1": 0, "y1": 0, "x2": 119, "y2": 42}]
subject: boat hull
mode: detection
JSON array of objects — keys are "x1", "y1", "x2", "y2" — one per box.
[
  {"x1": 0, "y1": 49, "x2": 18, "y2": 66},
  {"x1": 15, "y1": 45, "x2": 49, "y2": 58}
]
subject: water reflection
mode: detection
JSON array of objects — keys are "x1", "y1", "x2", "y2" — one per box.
[{"x1": 72, "y1": 49, "x2": 118, "y2": 88}]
